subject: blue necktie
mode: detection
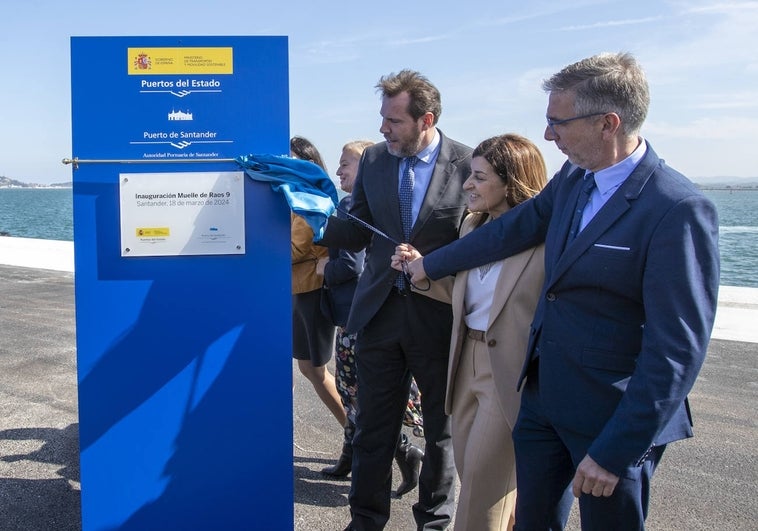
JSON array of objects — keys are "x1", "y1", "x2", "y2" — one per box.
[
  {"x1": 396, "y1": 156, "x2": 418, "y2": 290},
  {"x1": 567, "y1": 172, "x2": 596, "y2": 242},
  {"x1": 399, "y1": 156, "x2": 418, "y2": 239}
]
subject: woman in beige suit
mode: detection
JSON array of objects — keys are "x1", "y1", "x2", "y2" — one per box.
[
  {"x1": 394, "y1": 133, "x2": 547, "y2": 530},
  {"x1": 448, "y1": 134, "x2": 547, "y2": 531}
]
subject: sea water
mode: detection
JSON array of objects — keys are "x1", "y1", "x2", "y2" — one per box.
[
  {"x1": 0, "y1": 188, "x2": 73, "y2": 241},
  {"x1": 703, "y1": 189, "x2": 758, "y2": 288},
  {"x1": 0, "y1": 187, "x2": 756, "y2": 287}
]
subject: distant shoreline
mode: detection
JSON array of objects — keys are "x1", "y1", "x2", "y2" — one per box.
[
  {"x1": 699, "y1": 187, "x2": 758, "y2": 191},
  {"x1": 0, "y1": 185, "x2": 72, "y2": 189}
]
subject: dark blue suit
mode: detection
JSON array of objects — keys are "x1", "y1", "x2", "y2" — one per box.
[
  {"x1": 423, "y1": 142, "x2": 720, "y2": 530},
  {"x1": 320, "y1": 133, "x2": 472, "y2": 530}
]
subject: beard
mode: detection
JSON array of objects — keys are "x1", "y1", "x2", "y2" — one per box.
[{"x1": 387, "y1": 130, "x2": 424, "y2": 158}]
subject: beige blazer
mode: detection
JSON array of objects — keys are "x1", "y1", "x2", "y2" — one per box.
[{"x1": 446, "y1": 213, "x2": 545, "y2": 429}]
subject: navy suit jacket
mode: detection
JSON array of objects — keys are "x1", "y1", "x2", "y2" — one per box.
[
  {"x1": 319, "y1": 130, "x2": 472, "y2": 334},
  {"x1": 424, "y1": 142, "x2": 720, "y2": 476}
]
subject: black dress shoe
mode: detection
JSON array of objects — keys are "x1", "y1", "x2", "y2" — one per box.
[
  {"x1": 393, "y1": 434, "x2": 423, "y2": 498},
  {"x1": 321, "y1": 442, "x2": 353, "y2": 477}
]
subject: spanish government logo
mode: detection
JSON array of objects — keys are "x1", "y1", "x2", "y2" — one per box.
[
  {"x1": 133, "y1": 52, "x2": 152, "y2": 70},
  {"x1": 128, "y1": 47, "x2": 233, "y2": 75}
]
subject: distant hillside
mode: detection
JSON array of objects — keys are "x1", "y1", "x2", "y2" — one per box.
[
  {"x1": 0, "y1": 176, "x2": 31, "y2": 187},
  {"x1": 0, "y1": 176, "x2": 72, "y2": 188}
]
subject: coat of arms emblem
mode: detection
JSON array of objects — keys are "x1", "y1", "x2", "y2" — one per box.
[{"x1": 133, "y1": 53, "x2": 151, "y2": 70}]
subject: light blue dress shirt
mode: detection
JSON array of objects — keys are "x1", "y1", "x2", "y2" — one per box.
[
  {"x1": 580, "y1": 138, "x2": 647, "y2": 231},
  {"x1": 398, "y1": 129, "x2": 441, "y2": 225}
]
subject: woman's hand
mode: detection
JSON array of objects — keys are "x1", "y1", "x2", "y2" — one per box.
[{"x1": 405, "y1": 256, "x2": 428, "y2": 284}]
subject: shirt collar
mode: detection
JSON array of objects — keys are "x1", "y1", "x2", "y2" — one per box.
[
  {"x1": 413, "y1": 128, "x2": 441, "y2": 164},
  {"x1": 589, "y1": 138, "x2": 647, "y2": 196}
]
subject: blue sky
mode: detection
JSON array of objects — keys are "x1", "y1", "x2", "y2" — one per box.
[{"x1": 2, "y1": 0, "x2": 756, "y2": 184}]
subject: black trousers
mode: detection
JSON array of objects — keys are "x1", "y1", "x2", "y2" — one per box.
[{"x1": 348, "y1": 291, "x2": 456, "y2": 531}]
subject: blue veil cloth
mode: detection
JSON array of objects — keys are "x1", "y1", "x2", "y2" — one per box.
[{"x1": 236, "y1": 154, "x2": 338, "y2": 241}]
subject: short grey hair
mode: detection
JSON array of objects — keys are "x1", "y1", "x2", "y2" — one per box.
[{"x1": 542, "y1": 52, "x2": 649, "y2": 136}]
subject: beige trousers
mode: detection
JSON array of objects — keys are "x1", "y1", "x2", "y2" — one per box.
[{"x1": 451, "y1": 336, "x2": 517, "y2": 531}]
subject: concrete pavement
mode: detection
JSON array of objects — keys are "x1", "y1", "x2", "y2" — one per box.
[{"x1": 0, "y1": 237, "x2": 756, "y2": 530}]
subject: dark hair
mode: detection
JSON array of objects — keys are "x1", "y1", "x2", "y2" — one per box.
[
  {"x1": 472, "y1": 134, "x2": 547, "y2": 208},
  {"x1": 376, "y1": 69, "x2": 442, "y2": 124},
  {"x1": 290, "y1": 136, "x2": 327, "y2": 172}
]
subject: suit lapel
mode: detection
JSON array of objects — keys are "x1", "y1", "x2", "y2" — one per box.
[
  {"x1": 411, "y1": 135, "x2": 456, "y2": 239},
  {"x1": 452, "y1": 268, "x2": 469, "y2": 317},
  {"x1": 554, "y1": 192, "x2": 631, "y2": 277},
  {"x1": 556, "y1": 167, "x2": 586, "y2": 251},
  {"x1": 379, "y1": 152, "x2": 404, "y2": 241},
  {"x1": 487, "y1": 247, "x2": 538, "y2": 330},
  {"x1": 453, "y1": 215, "x2": 477, "y2": 318},
  {"x1": 550, "y1": 144, "x2": 659, "y2": 283}
]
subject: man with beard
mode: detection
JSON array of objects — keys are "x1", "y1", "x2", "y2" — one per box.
[{"x1": 318, "y1": 69, "x2": 472, "y2": 530}]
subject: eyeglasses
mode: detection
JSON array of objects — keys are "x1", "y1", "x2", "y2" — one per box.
[{"x1": 546, "y1": 112, "x2": 608, "y2": 136}]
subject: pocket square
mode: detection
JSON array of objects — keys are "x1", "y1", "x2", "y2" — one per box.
[{"x1": 593, "y1": 243, "x2": 631, "y2": 251}]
